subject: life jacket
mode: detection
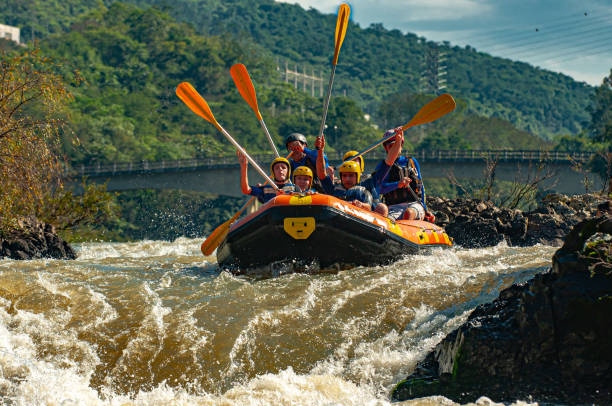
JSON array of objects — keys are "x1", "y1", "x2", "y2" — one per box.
[
  {"x1": 292, "y1": 155, "x2": 324, "y2": 193},
  {"x1": 359, "y1": 174, "x2": 381, "y2": 205},
  {"x1": 257, "y1": 183, "x2": 295, "y2": 203},
  {"x1": 381, "y1": 158, "x2": 421, "y2": 206},
  {"x1": 332, "y1": 184, "x2": 373, "y2": 206}
]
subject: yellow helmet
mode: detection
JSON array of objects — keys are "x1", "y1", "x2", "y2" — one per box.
[
  {"x1": 270, "y1": 157, "x2": 291, "y2": 181},
  {"x1": 339, "y1": 160, "x2": 361, "y2": 183},
  {"x1": 293, "y1": 166, "x2": 313, "y2": 183},
  {"x1": 343, "y1": 151, "x2": 364, "y2": 172}
]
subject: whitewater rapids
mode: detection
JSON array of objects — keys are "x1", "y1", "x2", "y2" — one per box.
[{"x1": 0, "y1": 238, "x2": 554, "y2": 405}]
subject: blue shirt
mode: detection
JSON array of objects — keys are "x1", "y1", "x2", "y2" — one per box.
[
  {"x1": 320, "y1": 177, "x2": 372, "y2": 205},
  {"x1": 250, "y1": 182, "x2": 295, "y2": 203},
  {"x1": 373, "y1": 156, "x2": 410, "y2": 195},
  {"x1": 289, "y1": 147, "x2": 328, "y2": 172}
]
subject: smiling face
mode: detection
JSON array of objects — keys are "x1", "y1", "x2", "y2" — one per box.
[
  {"x1": 294, "y1": 175, "x2": 312, "y2": 191},
  {"x1": 273, "y1": 162, "x2": 289, "y2": 182},
  {"x1": 341, "y1": 172, "x2": 358, "y2": 189}
]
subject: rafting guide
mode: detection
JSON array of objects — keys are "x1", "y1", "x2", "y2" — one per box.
[
  {"x1": 373, "y1": 128, "x2": 434, "y2": 221},
  {"x1": 285, "y1": 132, "x2": 329, "y2": 192}
]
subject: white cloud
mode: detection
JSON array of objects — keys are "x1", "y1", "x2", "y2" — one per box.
[
  {"x1": 276, "y1": 0, "x2": 491, "y2": 22},
  {"x1": 384, "y1": 0, "x2": 490, "y2": 21}
]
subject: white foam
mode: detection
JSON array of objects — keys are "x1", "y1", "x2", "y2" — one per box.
[{"x1": 75, "y1": 237, "x2": 210, "y2": 261}]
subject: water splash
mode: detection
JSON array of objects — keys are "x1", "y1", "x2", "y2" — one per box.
[{"x1": 0, "y1": 238, "x2": 554, "y2": 404}]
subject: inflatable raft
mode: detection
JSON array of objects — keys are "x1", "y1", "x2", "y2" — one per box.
[{"x1": 214, "y1": 193, "x2": 452, "y2": 271}]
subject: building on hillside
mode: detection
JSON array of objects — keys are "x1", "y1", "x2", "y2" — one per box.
[{"x1": 0, "y1": 24, "x2": 20, "y2": 44}]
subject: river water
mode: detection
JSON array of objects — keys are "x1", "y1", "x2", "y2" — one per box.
[{"x1": 0, "y1": 238, "x2": 555, "y2": 405}]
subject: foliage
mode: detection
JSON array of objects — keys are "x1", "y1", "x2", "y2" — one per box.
[
  {"x1": 0, "y1": 49, "x2": 117, "y2": 234},
  {"x1": 0, "y1": 49, "x2": 69, "y2": 232},
  {"x1": 553, "y1": 134, "x2": 598, "y2": 151},
  {"x1": 587, "y1": 69, "x2": 612, "y2": 145},
  {"x1": 0, "y1": 3, "x2": 379, "y2": 164},
  {"x1": 0, "y1": 0, "x2": 595, "y2": 139},
  {"x1": 445, "y1": 156, "x2": 556, "y2": 210},
  {"x1": 40, "y1": 181, "x2": 118, "y2": 231}
]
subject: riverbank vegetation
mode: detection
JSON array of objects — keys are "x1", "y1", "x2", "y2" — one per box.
[{"x1": 0, "y1": 50, "x2": 116, "y2": 236}]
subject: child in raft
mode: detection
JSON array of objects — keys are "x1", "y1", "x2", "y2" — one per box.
[
  {"x1": 314, "y1": 136, "x2": 373, "y2": 211},
  {"x1": 293, "y1": 166, "x2": 316, "y2": 193},
  {"x1": 237, "y1": 151, "x2": 294, "y2": 203}
]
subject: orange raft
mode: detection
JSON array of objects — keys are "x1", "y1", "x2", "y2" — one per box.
[{"x1": 215, "y1": 193, "x2": 452, "y2": 270}]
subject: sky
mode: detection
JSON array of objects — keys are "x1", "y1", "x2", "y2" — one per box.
[{"x1": 276, "y1": 0, "x2": 612, "y2": 86}]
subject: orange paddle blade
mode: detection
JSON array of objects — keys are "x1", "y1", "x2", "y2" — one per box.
[
  {"x1": 201, "y1": 211, "x2": 239, "y2": 256},
  {"x1": 402, "y1": 93, "x2": 456, "y2": 130},
  {"x1": 201, "y1": 224, "x2": 230, "y2": 256},
  {"x1": 230, "y1": 64, "x2": 262, "y2": 121},
  {"x1": 332, "y1": 4, "x2": 351, "y2": 65},
  {"x1": 200, "y1": 197, "x2": 255, "y2": 256},
  {"x1": 176, "y1": 82, "x2": 220, "y2": 128}
]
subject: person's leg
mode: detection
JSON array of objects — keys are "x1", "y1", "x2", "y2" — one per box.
[
  {"x1": 388, "y1": 203, "x2": 410, "y2": 220},
  {"x1": 401, "y1": 202, "x2": 425, "y2": 220},
  {"x1": 374, "y1": 203, "x2": 388, "y2": 217}
]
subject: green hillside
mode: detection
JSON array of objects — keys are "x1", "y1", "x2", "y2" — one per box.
[
  {"x1": 17, "y1": 3, "x2": 382, "y2": 164},
  {"x1": 0, "y1": 0, "x2": 594, "y2": 139},
  {"x1": 57, "y1": 4, "x2": 547, "y2": 162}
]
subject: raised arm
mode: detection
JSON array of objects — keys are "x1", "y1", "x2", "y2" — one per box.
[
  {"x1": 237, "y1": 150, "x2": 252, "y2": 195},
  {"x1": 315, "y1": 136, "x2": 327, "y2": 180},
  {"x1": 385, "y1": 128, "x2": 404, "y2": 166}
]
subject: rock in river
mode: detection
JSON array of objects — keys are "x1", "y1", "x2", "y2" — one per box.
[{"x1": 391, "y1": 215, "x2": 612, "y2": 404}]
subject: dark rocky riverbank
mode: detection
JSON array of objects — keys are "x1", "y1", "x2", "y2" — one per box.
[
  {"x1": 427, "y1": 193, "x2": 606, "y2": 248},
  {"x1": 0, "y1": 219, "x2": 76, "y2": 260},
  {"x1": 392, "y1": 215, "x2": 612, "y2": 404}
]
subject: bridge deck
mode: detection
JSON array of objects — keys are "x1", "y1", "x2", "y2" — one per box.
[{"x1": 70, "y1": 150, "x2": 595, "y2": 177}]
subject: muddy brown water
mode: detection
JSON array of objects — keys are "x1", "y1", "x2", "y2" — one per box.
[{"x1": 0, "y1": 238, "x2": 554, "y2": 405}]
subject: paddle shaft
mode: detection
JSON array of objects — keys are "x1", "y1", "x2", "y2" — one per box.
[
  {"x1": 343, "y1": 131, "x2": 396, "y2": 164},
  {"x1": 318, "y1": 64, "x2": 337, "y2": 140},
  {"x1": 216, "y1": 123, "x2": 280, "y2": 191},
  {"x1": 259, "y1": 119, "x2": 280, "y2": 157}
]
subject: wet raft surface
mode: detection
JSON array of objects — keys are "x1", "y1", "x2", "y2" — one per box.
[{"x1": 218, "y1": 194, "x2": 451, "y2": 270}]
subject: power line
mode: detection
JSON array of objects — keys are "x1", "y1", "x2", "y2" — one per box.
[
  {"x1": 449, "y1": 6, "x2": 612, "y2": 47},
  {"x1": 469, "y1": 11, "x2": 612, "y2": 51},
  {"x1": 534, "y1": 43, "x2": 612, "y2": 66},
  {"x1": 448, "y1": 8, "x2": 602, "y2": 43},
  {"x1": 484, "y1": 20, "x2": 612, "y2": 56},
  {"x1": 508, "y1": 27, "x2": 612, "y2": 60}
]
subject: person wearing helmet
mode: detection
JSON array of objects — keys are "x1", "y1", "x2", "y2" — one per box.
[
  {"x1": 372, "y1": 128, "x2": 434, "y2": 221},
  {"x1": 343, "y1": 150, "x2": 389, "y2": 217},
  {"x1": 237, "y1": 151, "x2": 295, "y2": 203},
  {"x1": 316, "y1": 138, "x2": 372, "y2": 210},
  {"x1": 293, "y1": 166, "x2": 315, "y2": 193},
  {"x1": 285, "y1": 132, "x2": 329, "y2": 192}
]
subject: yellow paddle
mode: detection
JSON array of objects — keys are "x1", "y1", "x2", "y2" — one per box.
[
  {"x1": 318, "y1": 3, "x2": 351, "y2": 143},
  {"x1": 401, "y1": 93, "x2": 456, "y2": 131},
  {"x1": 230, "y1": 63, "x2": 280, "y2": 157},
  {"x1": 346, "y1": 93, "x2": 457, "y2": 162}
]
